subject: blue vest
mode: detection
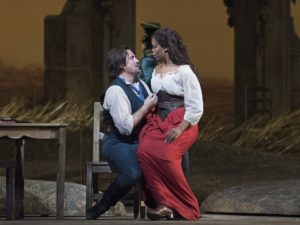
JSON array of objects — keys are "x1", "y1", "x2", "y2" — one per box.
[{"x1": 103, "y1": 77, "x2": 149, "y2": 143}]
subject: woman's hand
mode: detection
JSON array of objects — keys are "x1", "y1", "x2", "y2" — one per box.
[
  {"x1": 165, "y1": 120, "x2": 191, "y2": 143},
  {"x1": 165, "y1": 127, "x2": 183, "y2": 143}
]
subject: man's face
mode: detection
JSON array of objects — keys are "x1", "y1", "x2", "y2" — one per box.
[{"x1": 123, "y1": 49, "x2": 140, "y2": 75}]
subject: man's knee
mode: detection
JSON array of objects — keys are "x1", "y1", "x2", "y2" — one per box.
[
  {"x1": 127, "y1": 168, "x2": 142, "y2": 183},
  {"x1": 119, "y1": 168, "x2": 142, "y2": 186}
]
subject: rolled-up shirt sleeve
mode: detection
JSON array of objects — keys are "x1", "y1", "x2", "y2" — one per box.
[
  {"x1": 103, "y1": 86, "x2": 134, "y2": 135},
  {"x1": 181, "y1": 67, "x2": 204, "y2": 125}
]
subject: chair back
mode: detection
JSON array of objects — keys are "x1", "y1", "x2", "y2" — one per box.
[{"x1": 93, "y1": 102, "x2": 105, "y2": 162}]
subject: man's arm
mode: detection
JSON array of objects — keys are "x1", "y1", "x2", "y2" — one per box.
[{"x1": 103, "y1": 86, "x2": 157, "y2": 135}]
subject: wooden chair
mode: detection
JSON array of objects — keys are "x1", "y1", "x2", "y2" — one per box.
[
  {"x1": 86, "y1": 102, "x2": 145, "y2": 219},
  {"x1": 0, "y1": 162, "x2": 16, "y2": 220}
]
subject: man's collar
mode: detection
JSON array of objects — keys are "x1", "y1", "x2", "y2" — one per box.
[{"x1": 118, "y1": 75, "x2": 139, "y2": 85}]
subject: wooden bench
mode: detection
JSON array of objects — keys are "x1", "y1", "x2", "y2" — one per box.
[
  {"x1": 0, "y1": 162, "x2": 16, "y2": 220},
  {"x1": 85, "y1": 102, "x2": 145, "y2": 219}
]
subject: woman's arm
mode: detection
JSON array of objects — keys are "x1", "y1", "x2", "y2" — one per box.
[{"x1": 165, "y1": 66, "x2": 203, "y2": 143}]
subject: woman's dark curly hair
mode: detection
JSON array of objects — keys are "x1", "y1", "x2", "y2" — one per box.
[
  {"x1": 106, "y1": 46, "x2": 129, "y2": 78},
  {"x1": 152, "y1": 28, "x2": 196, "y2": 71}
]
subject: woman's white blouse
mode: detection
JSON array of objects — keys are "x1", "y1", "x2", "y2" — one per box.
[{"x1": 151, "y1": 65, "x2": 204, "y2": 125}]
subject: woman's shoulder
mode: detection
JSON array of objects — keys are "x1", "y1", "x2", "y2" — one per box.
[
  {"x1": 177, "y1": 65, "x2": 198, "y2": 80},
  {"x1": 178, "y1": 64, "x2": 192, "y2": 72}
]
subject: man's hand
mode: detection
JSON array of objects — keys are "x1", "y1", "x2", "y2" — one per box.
[
  {"x1": 132, "y1": 94, "x2": 157, "y2": 128},
  {"x1": 143, "y1": 94, "x2": 157, "y2": 111}
]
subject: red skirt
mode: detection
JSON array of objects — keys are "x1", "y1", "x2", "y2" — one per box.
[{"x1": 137, "y1": 107, "x2": 200, "y2": 220}]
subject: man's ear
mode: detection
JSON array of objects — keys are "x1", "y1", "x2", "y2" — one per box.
[{"x1": 164, "y1": 49, "x2": 168, "y2": 53}]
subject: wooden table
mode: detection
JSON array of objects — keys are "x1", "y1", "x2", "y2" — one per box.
[{"x1": 0, "y1": 123, "x2": 67, "y2": 219}]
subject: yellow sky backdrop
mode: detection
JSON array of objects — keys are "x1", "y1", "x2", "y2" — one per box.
[
  {"x1": 0, "y1": 0, "x2": 300, "y2": 80},
  {"x1": 0, "y1": 0, "x2": 65, "y2": 66},
  {"x1": 136, "y1": 0, "x2": 234, "y2": 80}
]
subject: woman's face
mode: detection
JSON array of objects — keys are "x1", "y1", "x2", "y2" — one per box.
[{"x1": 151, "y1": 37, "x2": 167, "y2": 61}]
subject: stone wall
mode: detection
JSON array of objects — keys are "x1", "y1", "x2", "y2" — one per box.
[{"x1": 44, "y1": 0, "x2": 135, "y2": 103}]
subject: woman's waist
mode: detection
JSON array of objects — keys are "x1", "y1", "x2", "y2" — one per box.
[
  {"x1": 156, "y1": 101, "x2": 184, "y2": 109},
  {"x1": 156, "y1": 90, "x2": 184, "y2": 108},
  {"x1": 155, "y1": 104, "x2": 184, "y2": 121}
]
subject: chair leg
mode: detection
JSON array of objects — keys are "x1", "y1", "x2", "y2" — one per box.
[
  {"x1": 86, "y1": 164, "x2": 93, "y2": 210},
  {"x1": 133, "y1": 185, "x2": 140, "y2": 219},
  {"x1": 140, "y1": 199, "x2": 146, "y2": 219},
  {"x1": 92, "y1": 173, "x2": 99, "y2": 203},
  {"x1": 6, "y1": 167, "x2": 15, "y2": 220}
]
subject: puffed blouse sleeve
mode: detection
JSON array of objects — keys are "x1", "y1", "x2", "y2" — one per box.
[{"x1": 180, "y1": 66, "x2": 204, "y2": 125}]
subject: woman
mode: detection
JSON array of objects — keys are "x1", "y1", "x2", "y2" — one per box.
[{"x1": 137, "y1": 28, "x2": 203, "y2": 221}]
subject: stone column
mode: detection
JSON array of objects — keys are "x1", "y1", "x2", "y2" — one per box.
[
  {"x1": 264, "y1": 0, "x2": 291, "y2": 115},
  {"x1": 231, "y1": 0, "x2": 292, "y2": 121},
  {"x1": 232, "y1": 0, "x2": 258, "y2": 121},
  {"x1": 290, "y1": 16, "x2": 300, "y2": 110},
  {"x1": 44, "y1": 0, "x2": 135, "y2": 102}
]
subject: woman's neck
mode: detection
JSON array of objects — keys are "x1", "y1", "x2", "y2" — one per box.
[{"x1": 163, "y1": 57, "x2": 173, "y2": 66}]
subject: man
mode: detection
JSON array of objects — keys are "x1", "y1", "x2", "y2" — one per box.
[
  {"x1": 138, "y1": 21, "x2": 161, "y2": 86},
  {"x1": 86, "y1": 46, "x2": 157, "y2": 220}
]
